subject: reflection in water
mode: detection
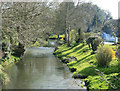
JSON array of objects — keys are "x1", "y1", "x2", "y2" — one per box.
[{"x1": 3, "y1": 47, "x2": 86, "y2": 89}]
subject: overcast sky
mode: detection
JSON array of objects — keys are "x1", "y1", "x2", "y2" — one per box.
[{"x1": 76, "y1": 0, "x2": 120, "y2": 19}]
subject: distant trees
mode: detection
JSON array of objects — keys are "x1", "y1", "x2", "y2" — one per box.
[
  {"x1": 54, "y1": 2, "x2": 75, "y2": 46},
  {"x1": 86, "y1": 6, "x2": 111, "y2": 33},
  {"x1": 53, "y1": 2, "x2": 114, "y2": 45},
  {"x1": 1, "y1": 1, "x2": 114, "y2": 48},
  {"x1": 102, "y1": 19, "x2": 118, "y2": 36}
]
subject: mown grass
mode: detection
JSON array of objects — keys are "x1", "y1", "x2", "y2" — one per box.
[{"x1": 54, "y1": 43, "x2": 119, "y2": 89}]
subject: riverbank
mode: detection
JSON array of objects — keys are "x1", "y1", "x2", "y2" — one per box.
[
  {"x1": 0, "y1": 55, "x2": 20, "y2": 86},
  {"x1": 54, "y1": 43, "x2": 119, "y2": 90},
  {"x1": 0, "y1": 42, "x2": 25, "y2": 87},
  {"x1": 0, "y1": 39, "x2": 54, "y2": 88}
]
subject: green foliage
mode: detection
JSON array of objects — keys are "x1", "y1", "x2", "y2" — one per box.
[
  {"x1": 96, "y1": 46, "x2": 113, "y2": 67},
  {"x1": 85, "y1": 73, "x2": 119, "y2": 89},
  {"x1": 85, "y1": 75, "x2": 109, "y2": 89}
]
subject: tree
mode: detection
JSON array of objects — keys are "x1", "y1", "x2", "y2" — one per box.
[
  {"x1": 54, "y1": 1, "x2": 75, "y2": 46},
  {"x1": 2, "y1": 2, "x2": 56, "y2": 47},
  {"x1": 67, "y1": 25, "x2": 71, "y2": 46},
  {"x1": 86, "y1": 5, "x2": 108, "y2": 33},
  {"x1": 76, "y1": 28, "x2": 84, "y2": 43}
]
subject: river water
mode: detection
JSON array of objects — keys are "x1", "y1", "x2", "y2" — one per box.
[{"x1": 2, "y1": 47, "x2": 86, "y2": 90}]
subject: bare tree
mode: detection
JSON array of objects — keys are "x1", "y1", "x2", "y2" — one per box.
[{"x1": 2, "y1": 2, "x2": 57, "y2": 47}]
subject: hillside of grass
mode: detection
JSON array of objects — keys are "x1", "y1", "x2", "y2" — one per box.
[{"x1": 54, "y1": 43, "x2": 119, "y2": 89}]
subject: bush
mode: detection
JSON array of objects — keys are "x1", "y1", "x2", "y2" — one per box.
[
  {"x1": 91, "y1": 37, "x2": 104, "y2": 51},
  {"x1": 86, "y1": 36, "x2": 104, "y2": 51},
  {"x1": 96, "y1": 46, "x2": 113, "y2": 67}
]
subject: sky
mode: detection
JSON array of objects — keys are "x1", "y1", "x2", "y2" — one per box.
[{"x1": 76, "y1": 0, "x2": 120, "y2": 19}]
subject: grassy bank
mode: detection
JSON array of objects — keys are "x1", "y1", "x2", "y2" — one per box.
[
  {"x1": 54, "y1": 43, "x2": 119, "y2": 89},
  {"x1": 0, "y1": 55, "x2": 20, "y2": 85}
]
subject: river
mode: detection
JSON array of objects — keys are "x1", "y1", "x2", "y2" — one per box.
[{"x1": 2, "y1": 47, "x2": 86, "y2": 90}]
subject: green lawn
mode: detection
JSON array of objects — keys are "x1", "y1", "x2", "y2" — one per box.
[{"x1": 54, "y1": 43, "x2": 119, "y2": 89}]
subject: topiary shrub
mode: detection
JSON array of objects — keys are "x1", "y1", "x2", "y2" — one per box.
[
  {"x1": 91, "y1": 37, "x2": 104, "y2": 51},
  {"x1": 86, "y1": 36, "x2": 104, "y2": 51},
  {"x1": 96, "y1": 46, "x2": 113, "y2": 67}
]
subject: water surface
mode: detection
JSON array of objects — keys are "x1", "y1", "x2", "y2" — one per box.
[{"x1": 2, "y1": 47, "x2": 86, "y2": 89}]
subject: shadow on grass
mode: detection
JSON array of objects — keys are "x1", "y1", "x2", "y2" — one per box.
[
  {"x1": 72, "y1": 44, "x2": 84, "y2": 53},
  {"x1": 55, "y1": 43, "x2": 80, "y2": 54},
  {"x1": 69, "y1": 54, "x2": 91, "y2": 66},
  {"x1": 61, "y1": 43, "x2": 81, "y2": 53},
  {"x1": 58, "y1": 51, "x2": 76, "y2": 58},
  {"x1": 97, "y1": 66, "x2": 119, "y2": 75},
  {"x1": 68, "y1": 43, "x2": 80, "y2": 50},
  {"x1": 78, "y1": 66, "x2": 97, "y2": 76},
  {"x1": 78, "y1": 54, "x2": 92, "y2": 62},
  {"x1": 56, "y1": 44, "x2": 84, "y2": 58},
  {"x1": 78, "y1": 64, "x2": 119, "y2": 77},
  {"x1": 77, "y1": 48, "x2": 89, "y2": 54}
]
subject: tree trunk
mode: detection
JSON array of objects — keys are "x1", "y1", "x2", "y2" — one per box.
[
  {"x1": 57, "y1": 34, "x2": 60, "y2": 44},
  {"x1": 57, "y1": 35, "x2": 60, "y2": 40},
  {"x1": 67, "y1": 26, "x2": 71, "y2": 47},
  {"x1": 78, "y1": 28, "x2": 80, "y2": 42},
  {"x1": 65, "y1": 29, "x2": 68, "y2": 43},
  {"x1": 64, "y1": 2, "x2": 68, "y2": 43}
]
